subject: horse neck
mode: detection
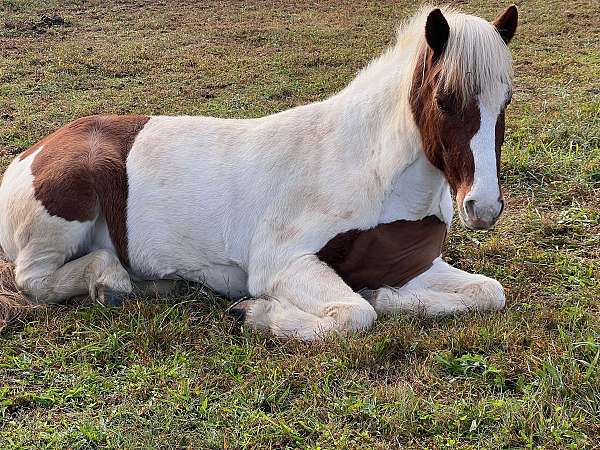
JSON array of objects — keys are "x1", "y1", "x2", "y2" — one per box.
[{"x1": 326, "y1": 43, "x2": 448, "y2": 215}]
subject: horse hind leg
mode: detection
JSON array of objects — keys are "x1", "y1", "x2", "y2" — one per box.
[{"x1": 15, "y1": 245, "x2": 132, "y2": 306}]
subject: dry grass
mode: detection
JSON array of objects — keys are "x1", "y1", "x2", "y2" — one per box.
[{"x1": 0, "y1": 253, "x2": 37, "y2": 332}]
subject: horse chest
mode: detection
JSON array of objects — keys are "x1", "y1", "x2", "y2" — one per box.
[
  {"x1": 317, "y1": 215, "x2": 447, "y2": 290},
  {"x1": 379, "y1": 154, "x2": 453, "y2": 223}
]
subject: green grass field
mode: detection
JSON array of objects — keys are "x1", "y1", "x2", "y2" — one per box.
[{"x1": 1, "y1": 0, "x2": 599, "y2": 448}]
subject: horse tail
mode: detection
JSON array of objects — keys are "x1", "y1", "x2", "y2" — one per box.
[{"x1": 0, "y1": 247, "x2": 36, "y2": 332}]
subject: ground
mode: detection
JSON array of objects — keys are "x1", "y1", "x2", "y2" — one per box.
[{"x1": 0, "y1": 0, "x2": 599, "y2": 448}]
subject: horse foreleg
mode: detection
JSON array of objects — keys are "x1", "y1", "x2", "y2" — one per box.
[
  {"x1": 368, "y1": 257, "x2": 505, "y2": 316},
  {"x1": 237, "y1": 255, "x2": 377, "y2": 340},
  {"x1": 229, "y1": 295, "x2": 340, "y2": 340}
]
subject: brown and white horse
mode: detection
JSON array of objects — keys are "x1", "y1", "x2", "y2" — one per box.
[{"x1": 0, "y1": 6, "x2": 518, "y2": 340}]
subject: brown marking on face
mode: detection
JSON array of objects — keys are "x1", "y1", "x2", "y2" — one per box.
[
  {"x1": 409, "y1": 46, "x2": 509, "y2": 216},
  {"x1": 409, "y1": 48, "x2": 481, "y2": 198},
  {"x1": 495, "y1": 109, "x2": 506, "y2": 181},
  {"x1": 20, "y1": 115, "x2": 149, "y2": 265},
  {"x1": 318, "y1": 216, "x2": 446, "y2": 290}
]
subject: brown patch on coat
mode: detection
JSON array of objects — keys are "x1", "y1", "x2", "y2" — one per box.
[
  {"x1": 20, "y1": 115, "x2": 149, "y2": 265},
  {"x1": 409, "y1": 48, "x2": 479, "y2": 197},
  {"x1": 318, "y1": 216, "x2": 446, "y2": 290}
]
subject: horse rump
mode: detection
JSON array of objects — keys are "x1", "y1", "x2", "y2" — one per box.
[{"x1": 0, "y1": 249, "x2": 37, "y2": 331}]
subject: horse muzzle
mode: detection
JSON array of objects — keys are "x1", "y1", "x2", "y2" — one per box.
[{"x1": 460, "y1": 195, "x2": 504, "y2": 230}]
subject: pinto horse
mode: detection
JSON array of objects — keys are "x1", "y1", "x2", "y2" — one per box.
[{"x1": 0, "y1": 6, "x2": 518, "y2": 340}]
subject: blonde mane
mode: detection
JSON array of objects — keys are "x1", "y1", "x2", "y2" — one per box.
[
  {"x1": 351, "y1": 5, "x2": 514, "y2": 107},
  {"x1": 412, "y1": 6, "x2": 514, "y2": 104}
]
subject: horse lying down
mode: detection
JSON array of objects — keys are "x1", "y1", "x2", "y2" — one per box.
[{"x1": 0, "y1": 5, "x2": 518, "y2": 340}]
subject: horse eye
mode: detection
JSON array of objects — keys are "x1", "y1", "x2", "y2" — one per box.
[{"x1": 436, "y1": 97, "x2": 452, "y2": 114}]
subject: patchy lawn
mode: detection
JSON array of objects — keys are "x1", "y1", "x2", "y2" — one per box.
[{"x1": 1, "y1": 0, "x2": 599, "y2": 448}]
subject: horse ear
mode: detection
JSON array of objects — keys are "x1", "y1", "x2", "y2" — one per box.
[
  {"x1": 425, "y1": 9, "x2": 450, "y2": 60},
  {"x1": 493, "y1": 4, "x2": 518, "y2": 44}
]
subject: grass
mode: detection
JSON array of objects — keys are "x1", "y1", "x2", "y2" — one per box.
[{"x1": 0, "y1": 0, "x2": 599, "y2": 448}]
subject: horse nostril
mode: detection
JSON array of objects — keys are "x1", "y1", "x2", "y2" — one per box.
[
  {"x1": 464, "y1": 199, "x2": 476, "y2": 218},
  {"x1": 498, "y1": 198, "x2": 505, "y2": 216}
]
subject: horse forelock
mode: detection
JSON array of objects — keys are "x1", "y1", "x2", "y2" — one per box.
[{"x1": 402, "y1": 6, "x2": 514, "y2": 108}]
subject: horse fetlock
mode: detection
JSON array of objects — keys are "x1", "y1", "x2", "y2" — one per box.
[
  {"x1": 91, "y1": 265, "x2": 132, "y2": 306},
  {"x1": 368, "y1": 287, "x2": 421, "y2": 315},
  {"x1": 227, "y1": 297, "x2": 270, "y2": 329}
]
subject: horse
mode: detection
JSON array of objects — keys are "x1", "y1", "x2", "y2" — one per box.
[{"x1": 0, "y1": 5, "x2": 518, "y2": 340}]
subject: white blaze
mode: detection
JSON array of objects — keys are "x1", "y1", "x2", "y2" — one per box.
[{"x1": 464, "y1": 91, "x2": 506, "y2": 222}]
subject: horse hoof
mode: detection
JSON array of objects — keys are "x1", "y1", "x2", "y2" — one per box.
[
  {"x1": 226, "y1": 298, "x2": 254, "y2": 323},
  {"x1": 97, "y1": 287, "x2": 126, "y2": 307}
]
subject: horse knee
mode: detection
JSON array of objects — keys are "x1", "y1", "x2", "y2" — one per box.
[{"x1": 323, "y1": 301, "x2": 377, "y2": 332}]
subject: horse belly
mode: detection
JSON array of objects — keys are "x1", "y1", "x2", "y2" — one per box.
[{"x1": 126, "y1": 202, "x2": 250, "y2": 296}]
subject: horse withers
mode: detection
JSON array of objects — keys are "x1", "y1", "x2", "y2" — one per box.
[{"x1": 0, "y1": 5, "x2": 518, "y2": 340}]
